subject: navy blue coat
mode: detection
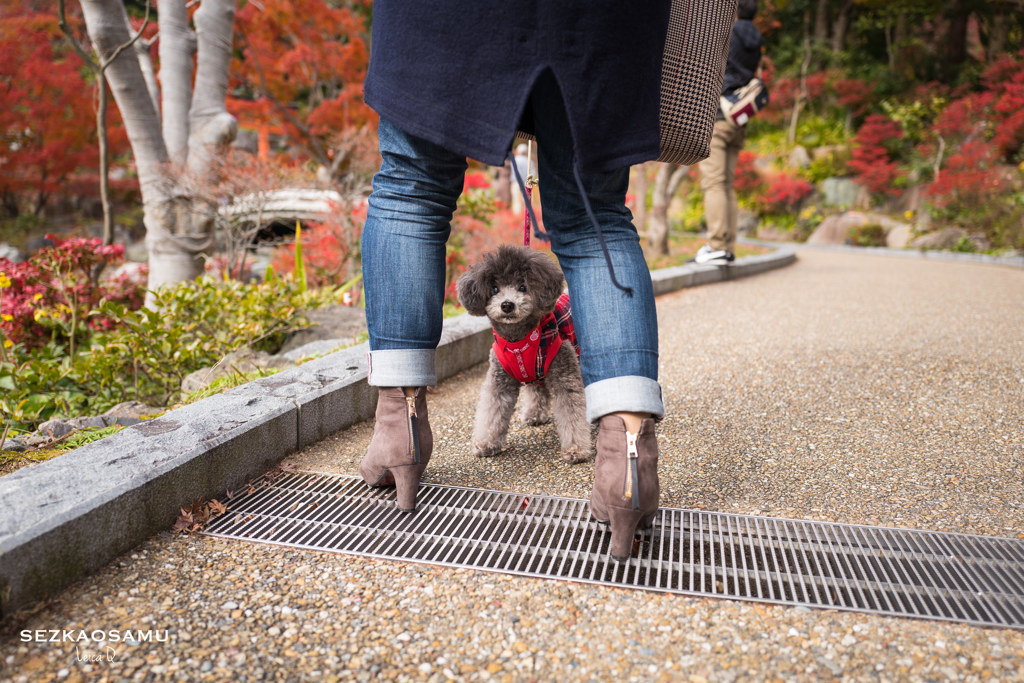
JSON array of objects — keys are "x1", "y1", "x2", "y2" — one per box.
[{"x1": 363, "y1": 1, "x2": 672, "y2": 174}]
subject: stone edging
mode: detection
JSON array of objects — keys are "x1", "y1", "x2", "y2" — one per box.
[
  {"x1": 744, "y1": 239, "x2": 1024, "y2": 269},
  {"x1": 0, "y1": 247, "x2": 796, "y2": 617}
]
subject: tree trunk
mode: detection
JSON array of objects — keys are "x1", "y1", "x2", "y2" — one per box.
[
  {"x1": 96, "y1": 79, "x2": 114, "y2": 247},
  {"x1": 813, "y1": 0, "x2": 829, "y2": 51},
  {"x1": 647, "y1": 163, "x2": 688, "y2": 256},
  {"x1": 941, "y1": 0, "x2": 970, "y2": 82},
  {"x1": 983, "y1": 6, "x2": 1012, "y2": 62},
  {"x1": 159, "y1": 1, "x2": 194, "y2": 168},
  {"x1": 493, "y1": 162, "x2": 511, "y2": 207},
  {"x1": 830, "y1": 0, "x2": 853, "y2": 53},
  {"x1": 789, "y1": 34, "x2": 811, "y2": 147},
  {"x1": 80, "y1": 0, "x2": 237, "y2": 298}
]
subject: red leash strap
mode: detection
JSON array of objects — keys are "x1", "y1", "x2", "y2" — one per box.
[{"x1": 523, "y1": 185, "x2": 533, "y2": 246}]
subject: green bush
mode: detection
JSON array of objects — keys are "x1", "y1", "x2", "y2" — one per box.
[
  {"x1": 848, "y1": 223, "x2": 887, "y2": 247},
  {"x1": 2, "y1": 275, "x2": 341, "y2": 435}
]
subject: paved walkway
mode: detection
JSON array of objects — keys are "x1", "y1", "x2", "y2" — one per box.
[{"x1": 2, "y1": 248, "x2": 1023, "y2": 681}]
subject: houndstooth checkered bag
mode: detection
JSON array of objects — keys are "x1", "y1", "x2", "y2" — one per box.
[{"x1": 657, "y1": 0, "x2": 736, "y2": 166}]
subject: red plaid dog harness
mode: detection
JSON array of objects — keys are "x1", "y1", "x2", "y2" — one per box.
[{"x1": 492, "y1": 293, "x2": 579, "y2": 385}]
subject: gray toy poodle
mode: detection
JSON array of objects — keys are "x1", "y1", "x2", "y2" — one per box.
[{"x1": 456, "y1": 245, "x2": 591, "y2": 463}]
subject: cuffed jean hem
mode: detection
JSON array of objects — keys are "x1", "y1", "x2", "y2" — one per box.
[
  {"x1": 584, "y1": 376, "x2": 665, "y2": 424},
  {"x1": 367, "y1": 349, "x2": 437, "y2": 387}
]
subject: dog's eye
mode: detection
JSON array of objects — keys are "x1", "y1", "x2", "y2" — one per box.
[
  {"x1": 491, "y1": 285, "x2": 498, "y2": 295},
  {"x1": 518, "y1": 285, "x2": 527, "y2": 292}
]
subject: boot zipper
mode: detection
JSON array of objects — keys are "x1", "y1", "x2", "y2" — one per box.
[
  {"x1": 406, "y1": 394, "x2": 421, "y2": 464},
  {"x1": 624, "y1": 431, "x2": 640, "y2": 510}
]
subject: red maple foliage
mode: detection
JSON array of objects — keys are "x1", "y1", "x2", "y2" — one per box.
[
  {"x1": 270, "y1": 205, "x2": 367, "y2": 292},
  {"x1": 925, "y1": 139, "x2": 1007, "y2": 212},
  {"x1": 752, "y1": 173, "x2": 813, "y2": 215},
  {"x1": 935, "y1": 92, "x2": 995, "y2": 141},
  {"x1": 982, "y1": 52, "x2": 1024, "y2": 160},
  {"x1": 0, "y1": 10, "x2": 128, "y2": 216},
  {"x1": 847, "y1": 115, "x2": 904, "y2": 196},
  {"x1": 833, "y1": 77, "x2": 874, "y2": 117},
  {"x1": 230, "y1": 0, "x2": 374, "y2": 172},
  {"x1": 733, "y1": 151, "x2": 764, "y2": 195}
]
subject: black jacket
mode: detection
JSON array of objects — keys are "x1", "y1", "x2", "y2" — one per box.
[
  {"x1": 721, "y1": 18, "x2": 764, "y2": 94},
  {"x1": 363, "y1": 1, "x2": 671, "y2": 174}
]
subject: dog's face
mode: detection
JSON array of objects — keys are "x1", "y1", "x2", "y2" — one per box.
[
  {"x1": 457, "y1": 245, "x2": 565, "y2": 331},
  {"x1": 485, "y1": 281, "x2": 536, "y2": 325}
]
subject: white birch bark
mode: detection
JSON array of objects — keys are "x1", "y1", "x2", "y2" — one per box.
[
  {"x1": 647, "y1": 164, "x2": 688, "y2": 256},
  {"x1": 79, "y1": 0, "x2": 237, "y2": 298},
  {"x1": 158, "y1": 0, "x2": 193, "y2": 168}
]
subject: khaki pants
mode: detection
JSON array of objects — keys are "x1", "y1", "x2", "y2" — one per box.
[{"x1": 699, "y1": 120, "x2": 747, "y2": 252}]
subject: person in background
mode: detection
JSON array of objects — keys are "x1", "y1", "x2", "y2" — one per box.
[
  {"x1": 356, "y1": 2, "x2": 672, "y2": 560},
  {"x1": 693, "y1": 0, "x2": 764, "y2": 265}
]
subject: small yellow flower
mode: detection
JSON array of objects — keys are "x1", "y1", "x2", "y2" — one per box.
[
  {"x1": 1, "y1": 314, "x2": 11, "y2": 322},
  {"x1": 3, "y1": 339, "x2": 11, "y2": 349},
  {"x1": 33, "y1": 293, "x2": 43, "y2": 301},
  {"x1": 33, "y1": 309, "x2": 48, "y2": 322},
  {"x1": 0, "y1": 273, "x2": 10, "y2": 288},
  {"x1": 904, "y1": 210, "x2": 915, "y2": 220}
]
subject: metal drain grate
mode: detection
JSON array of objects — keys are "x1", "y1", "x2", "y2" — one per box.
[{"x1": 203, "y1": 472, "x2": 1024, "y2": 629}]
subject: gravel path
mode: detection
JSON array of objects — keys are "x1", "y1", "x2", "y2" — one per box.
[{"x1": 2, "y1": 248, "x2": 1023, "y2": 682}]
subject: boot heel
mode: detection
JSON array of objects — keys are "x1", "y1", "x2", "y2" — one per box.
[
  {"x1": 608, "y1": 507, "x2": 645, "y2": 561},
  {"x1": 391, "y1": 464, "x2": 425, "y2": 513}
]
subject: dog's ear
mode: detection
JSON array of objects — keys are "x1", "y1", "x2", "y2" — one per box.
[
  {"x1": 529, "y1": 251, "x2": 566, "y2": 312},
  {"x1": 456, "y1": 262, "x2": 490, "y2": 316}
]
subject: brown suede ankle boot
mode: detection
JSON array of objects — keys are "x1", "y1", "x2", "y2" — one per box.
[
  {"x1": 359, "y1": 387, "x2": 432, "y2": 512},
  {"x1": 590, "y1": 415, "x2": 660, "y2": 561}
]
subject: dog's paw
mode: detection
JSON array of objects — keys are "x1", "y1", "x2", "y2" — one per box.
[
  {"x1": 472, "y1": 443, "x2": 503, "y2": 458},
  {"x1": 560, "y1": 446, "x2": 592, "y2": 464},
  {"x1": 520, "y1": 412, "x2": 550, "y2": 427}
]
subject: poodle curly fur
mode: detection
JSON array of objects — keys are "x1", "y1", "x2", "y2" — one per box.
[{"x1": 457, "y1": 245, "x2": 591, "y2": 463}]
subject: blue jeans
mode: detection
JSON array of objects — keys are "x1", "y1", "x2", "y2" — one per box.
[{"x1": 362, "y1": 74, "x2": 663, "y2": 422}]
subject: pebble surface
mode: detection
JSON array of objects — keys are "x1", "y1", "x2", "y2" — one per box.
[{"x1": 3, "y1": 248, "x2": 1023, "y2": 681}]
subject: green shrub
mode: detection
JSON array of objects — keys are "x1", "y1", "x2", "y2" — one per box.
[
  {"x1": 848, "y1": 223, "x2": 887, "y2": 247},
  {"x1": 2, "y1": 275, "x2": 340, "y2": 434}
]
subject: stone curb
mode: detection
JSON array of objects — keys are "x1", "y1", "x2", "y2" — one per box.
[
  {"x1": 0, "y1": 247, "x2": 795, "y2": 617},
  {"x1": 744, "y1": 238, "x2": 1024, "y2": 269}
]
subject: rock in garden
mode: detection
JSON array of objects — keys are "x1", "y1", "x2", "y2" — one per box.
[
  {"x1": 819, "y1": 178, "x2": 861, "y2": 208},
  {"x1": 103, "y1": 401, "x2": 160, "y2": 421},
  {"x1": 180, "y1": 348, "x2": 296, "y2": 394},
  {"x1": 278, "y1": 305, "x2": 366, "y2": 356},
  {"x1": 886, "y1": 224, "x2": 914, "y2": 249},
  {"x1": 36, "y1": 415, "x2": 115, "y2": 440},
  {"x1": 787, "y1": 145, "x2": 811, "y2": 169},
  {"x1": 911, "y1": 227, "x2": 968, "y2": 250},
  {"x1": 807, "y1": 211, "x2": 868, "y2": 245},
  {"x1": 0, "y1": 242, "x2": 25, "y2": 263}
]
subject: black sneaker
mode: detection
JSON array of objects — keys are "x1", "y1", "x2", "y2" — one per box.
[{"x1": 688, "y1": 245, "x2": 735, "y2": 265}]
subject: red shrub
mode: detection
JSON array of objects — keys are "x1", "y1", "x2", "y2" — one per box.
[
  {"x1": 753, "y1": 173, "x2": 813, "y2": 215},
  {"x1": 463, "y1": 170, "x2": 491, "y2": 191},
  {"x1": 936, "y1": 92, "x2": 994, "y2": 141},
  {"x1": 982, "y1": 53, "x2": 1024, "y2": 160},
  {"x1": 848, "y1": 115, "x2": 903, "y2": 196},
  {"x1": 833, "y1": 78, "x2": 874, "y2": 116},
  {"x1": 759, "y1": 76, "x2": 797, "y2": 126},
  {"x1": 926, "y1": 139, "x2": 1006, "y2": 211},
  {"x1": 733, "y1": 151, "x2": 763, "y2": 194},
  {"x1": 0, "y1": 236, "x2": 144, "y2": 349},
  {"x1": 271, "y1": 205, "x2": 366, "y2": 291}
]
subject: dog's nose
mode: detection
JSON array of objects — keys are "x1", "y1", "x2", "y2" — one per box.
[{"x1": 500, "y1": 301, "x2": 515, "y2": 314}]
